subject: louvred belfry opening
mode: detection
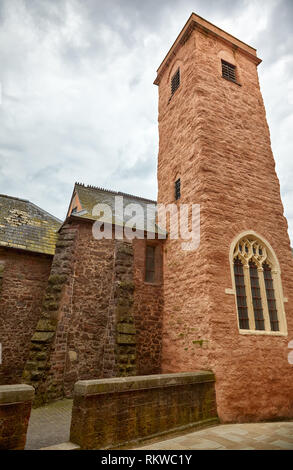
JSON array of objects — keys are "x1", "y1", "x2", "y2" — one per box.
[
  {"x1": 171, "y1": 68, "x2": 180, "y2": 95},
  {"x1": 221, "y1": 60, "x2": 237, "y2": 83}
]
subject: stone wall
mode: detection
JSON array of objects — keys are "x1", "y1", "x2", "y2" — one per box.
[
  {"x1": 22, "y1": 221, "x2": 79, "y2": 405},
  {"x1": 112, "y1": 241, "x2": 137, "y2": 378},
  {"x1": 0, "y1": 247, "x2": 52, "y2": 385},
  {"x1": 156, "y1": 24, "x2": 293, "y2": 422},
  {"x1": 57, "y1": 222, "x2": 117, "y2": 398},
  {"x1": 70, "y1": 371, "x2": 217, "y2": 449},
  {"x1": 133, "y1": 239, "x2": 163, "y2": 375},
  {"x1": 23, "y1": 219, "x2": 164, "y2": 405},
  {"x1": 0, "y1": 384, "x2": 34, "y2": 450}
]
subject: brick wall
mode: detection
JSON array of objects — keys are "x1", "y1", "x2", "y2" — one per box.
[
  {"x1": 0, "y1": 248, "x2": 52, "y2": 385},
  {"x1": 70, "y1": 372, "x2": 217, "y2": 449}
]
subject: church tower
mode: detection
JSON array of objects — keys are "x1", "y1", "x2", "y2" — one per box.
[{"x1": 155, "y1": 13, "x2": 293, "y2": 422}]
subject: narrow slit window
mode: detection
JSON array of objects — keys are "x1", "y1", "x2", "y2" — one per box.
[
  {"x1": 175, "y1": 178, "x2": 181, "y2": 200},
  {"x1": 171, "y1": 68, "x2": 180, "y2": 95},
  {"x1": 263, "y1": 263, "x2": 279, "y2": 332},
  {"x1": 249, "y1": 260, "x2": 265, "y2": 331},
  {"x1": 234, "y1": 258, "x2": 249, "y2": 330},
  {"x1": 221, "y1": 60, "x2": 237, "y2": 83},
  {"x1": 145, "y1": 245, "x2": 156, "y2": 283}
]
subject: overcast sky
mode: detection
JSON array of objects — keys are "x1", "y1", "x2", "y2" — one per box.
[{"x1": 0, "y1": 0, "x2": 292, "y2": 242}]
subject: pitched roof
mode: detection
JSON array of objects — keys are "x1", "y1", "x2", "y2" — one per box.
[
  {"x1": 69, "y1": 183, "x2": 164, "y2": 235},
  {"x1": 0, "y1": 194, "x2": 61, "y2": 255}
]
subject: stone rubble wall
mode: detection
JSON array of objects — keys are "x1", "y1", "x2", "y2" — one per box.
[
  {"x1": 22, "y1": 220, "x2": 164, "y2": 405},
  {"x1": 0, "y1": 248, "x2": 52, "y2": 385}
]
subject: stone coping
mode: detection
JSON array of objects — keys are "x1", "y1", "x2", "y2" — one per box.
[
  {"x1": 0, "y1": 384, "x2": 35, "y2": 405},
  {"x1": 40, "y1": 442, "x2": 80, "y2": 451},
  {"x1": 74, "y1": 371, "x2": 215, "y2": 397}
]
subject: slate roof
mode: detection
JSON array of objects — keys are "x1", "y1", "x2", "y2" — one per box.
[
  {"x1": 70, "y1": 183, "x2": 164, "y2": 235},
  {"x1": 0, "y1": 194, "x2": 61, "y2": 255}
]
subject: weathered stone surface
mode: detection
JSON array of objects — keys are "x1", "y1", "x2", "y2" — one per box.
[
  {"x1": 0, "y1": 247, "x2": 52, "y2": 385},
  {"x1": 0, "y1": 384, "x2": 34, "y2": 404},
  {"x1": 117, "y1": 324, "x2": 136, "y2": 335},
  {"x1": 68, "y1": 350, "x2": 78, "y2": 362},
  {"x1": 22, "y1": 224, "x2": 79, "y2": 405},
  {"x1": 156, "y1": 17, "x2": 293, "y2": 423},
  {"x1": 112, "y1": 240, "x2": 137, "y2": 377},
  {"x1": 70, "y1": 372, "x2": 217, "y2": 449},
  {"x1": 0, "y1": 384, "x2": 34, "y2": 450},
  {"x1": 132, "y1": 239, "x2": 163, "y2": 375},
  {"x1": 117, "y1": 334, "x2": 136, "y2": 345},
  {"x1": 31, "y1": 332, "x2": 55, "y2": 342},
  {"x1": 74, "y1": 371, "x2": 215, "y2": 396}
]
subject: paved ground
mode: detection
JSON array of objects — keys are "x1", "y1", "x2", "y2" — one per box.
[
  {"x1": 25, "y1": 400, "x2": 293, "y2": 450},
  {"x1": 137, "y1": 422, "x2": 293, "y2": 450},
  {"x1": 25, "y1": 399, "x2": 73, "y2": 450}
]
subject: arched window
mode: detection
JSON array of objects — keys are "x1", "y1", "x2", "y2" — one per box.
[{"x1": 231, "y1": 233, "x2": 287, "y2": 335}]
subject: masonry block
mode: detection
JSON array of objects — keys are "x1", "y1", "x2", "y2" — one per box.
[{"x1": 0, "y1": 384, "x2": 34, "y2": 450}]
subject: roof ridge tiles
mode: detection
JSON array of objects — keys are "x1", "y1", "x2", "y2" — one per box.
[
  {"x1": 75, "y1": 182, "x2": 157, "y2": 204},
  {"x1": 0, "y1": 194, "x2": 29, "y2": 203}
]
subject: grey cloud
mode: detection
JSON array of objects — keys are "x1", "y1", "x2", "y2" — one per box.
[
  {"x1": 0, "y1": 0, "x2": 292, "y2": 242},
  {"x1": 22, "y1": 0, "x2": 68, "y2": 29},
  {"x1": 114, "y1": 156, "x2": 156, "y2": 180},
  {"x1": 261, "y1": 0, "x2": 293, "y2": 60}
]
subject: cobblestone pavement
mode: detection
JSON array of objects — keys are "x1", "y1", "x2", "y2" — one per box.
[
  {"x1": 137, "y1": 422, "x2": 293, "y2": 450},
  {"x1": 25, "y1": 399, "x2": 73, "y2": 450}
]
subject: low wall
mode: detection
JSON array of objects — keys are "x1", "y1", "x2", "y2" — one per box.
[
  {"x1": 70, "y1": 371, "x2": 217, "y2": 449},
  {"x1": 0, "y1": 384, "x2": 34, "y2": 450}
]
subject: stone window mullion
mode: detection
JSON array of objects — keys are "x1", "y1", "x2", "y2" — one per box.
[
  {"x1": 271, "y1": 269, "x2": 285, "y2": 332},
  {"x1": 257, "y1": 267, "x2": 271, "y2": 332},
  {"x1": 243, "y1": 264, "x2": 255, "y2": 330}
]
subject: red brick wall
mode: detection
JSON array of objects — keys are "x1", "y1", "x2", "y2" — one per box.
[
  {"x1": 0, "y1": 248, "x2": 52, "y2": 385},
  {"x1": 157, "y1": 26, "x2": 293, "y2": 422}
]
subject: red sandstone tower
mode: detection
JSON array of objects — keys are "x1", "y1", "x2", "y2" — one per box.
[{"x1": 155, "y1": 13, "x2": 293, "y2": 422}]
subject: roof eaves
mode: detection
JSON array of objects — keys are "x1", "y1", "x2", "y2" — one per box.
[{"x1": 154, "y1": 12, "x2": 262, "y2": 86}]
